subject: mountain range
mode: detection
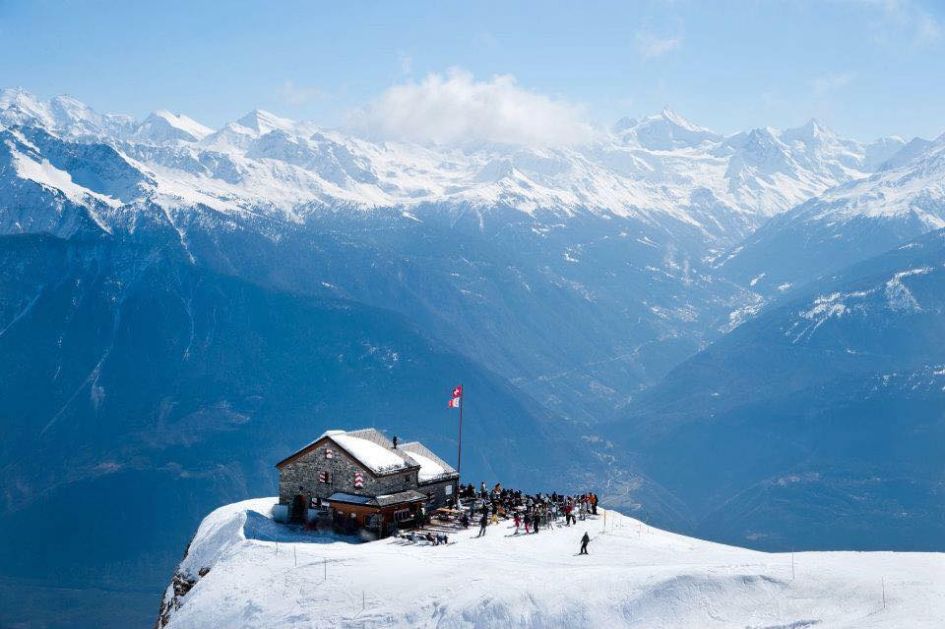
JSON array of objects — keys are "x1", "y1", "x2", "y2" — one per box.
[{"x1": 0, "y1": 87, "x2": 943, "y2": 627}]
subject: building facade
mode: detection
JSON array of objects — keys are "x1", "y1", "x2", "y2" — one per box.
[{"x1": 276, "y1": 428, "x2": 459, "y2": 522}]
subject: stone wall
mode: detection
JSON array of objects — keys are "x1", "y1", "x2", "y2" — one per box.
[
  {"x1": 419, "y1": 477, "x2": 460, "y2": 508},
  {"x1": 278, "y1": 438, "x2": 419, "y2": 509}
]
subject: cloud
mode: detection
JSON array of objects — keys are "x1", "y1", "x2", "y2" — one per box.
[
  {"x1": 811, "y1": 72, "x2": 856, "y2": 97},
  {"x1": 397, "y1": 51, "x2": 413, "y2": 76},
  {"x1": 635, "y1": 30, "x2": 683, "y2": 59},
  {"x1": 914, "y1": 10, "x2": 942, "y2": 46},
  {"x1": 348, "y1": 69, "x2": 595, "y2": 146},
  {"x1": 849, "y1": 0, "x2": 942, "y2": 48},
  {"x1": 277, "y1": 81, "x2": 325, "y2": 106}
]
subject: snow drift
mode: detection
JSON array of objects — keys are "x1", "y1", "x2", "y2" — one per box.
[{"x1": 157, "y1": 499, "x2": 945, "y2": 628}]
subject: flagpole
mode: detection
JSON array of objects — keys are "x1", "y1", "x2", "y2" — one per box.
[{"x1": 457, "y1": 384, "x2": 463, "y2": 476}]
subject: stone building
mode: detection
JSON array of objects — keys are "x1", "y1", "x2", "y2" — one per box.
[{"x1": 276, "y1": 428, "x2": 459, "y2": 523}]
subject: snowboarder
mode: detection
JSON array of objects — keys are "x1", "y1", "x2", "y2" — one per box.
[
  {"x1": 477, "y1": 513, "x2": 488, "y2": 537},
  {"x1": 580, "y1": 532, "x2": 590, "y2": 555}
]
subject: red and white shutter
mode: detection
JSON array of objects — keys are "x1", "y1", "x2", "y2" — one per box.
[{"x1": 353, "y1": 471, "x2": 364, "y2": 489}]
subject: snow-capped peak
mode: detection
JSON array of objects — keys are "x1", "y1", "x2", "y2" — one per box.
[
  {"x1": 135, "y1": 110, "x2": 213, "y2": 143},
  {"x1": 658, "y1": 106, "x2": 710, "y2": 134},
  {"x1": 617, "y1": 107, "x2": 722, "y2": 150},
  {"x1": 1, "y1": 88, "x2": 934, "y2": 237},
  {"x1": 0, "y1": 88, "x2": 136, "y2": 139},
  {"x1": 781, "y1": 118, "x2": 836, "y2": 144},
  {"x1": 234, "y1": 109, "x2": 296, "y2": 136},
  {"x1": 0, "y1": 87, "x2": 54, "y2": 129}
]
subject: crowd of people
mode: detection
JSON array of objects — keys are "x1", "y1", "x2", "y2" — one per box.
[
  {"x1": 398, "y1": 481, "x2": 600, "y2": 554},
  {"x1": 456, "y1": 482, "x2": 600, "y2": 540}
]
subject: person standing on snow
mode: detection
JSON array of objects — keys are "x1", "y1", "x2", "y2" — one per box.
[
  {"x1": 477, "y1": 512, "x2": 488, "y2": 538},
  {"x1": 579, "y1": 532, "x2": 590, "y2": 555}
]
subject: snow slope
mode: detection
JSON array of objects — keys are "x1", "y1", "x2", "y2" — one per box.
[{"x1": 159, "y1": 499, "x2": 945, "y2": 628}]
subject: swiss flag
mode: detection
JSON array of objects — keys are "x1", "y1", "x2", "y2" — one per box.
[{"x1": 452, "y1": 385, "x2": 463, "y2": 398}]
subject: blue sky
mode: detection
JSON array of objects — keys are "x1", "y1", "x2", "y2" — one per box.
[{"x1": 0, "y1": 0, "x2": 942, "y2": 141}]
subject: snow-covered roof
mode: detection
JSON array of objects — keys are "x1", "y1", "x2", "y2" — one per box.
[
  {"x1": 399, "y1": 441, "x2": 458, "y2": 483},
  {"x1": 330, "y1": 431, "x2": 413, "y2": 474},
  {"x1": 277, "y1": 427, "x2": 456, "y2": 480}
]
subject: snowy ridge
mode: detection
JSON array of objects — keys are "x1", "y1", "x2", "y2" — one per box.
[
  {"x1": 159, "y1": 498, "x2": 945, "y2": 628},
  {"x1": 0, "y1": 89, "x2": 919, "y2": 239},
  {"x1": 802, "y1": 133, "x2": 945, "y2": 229}
]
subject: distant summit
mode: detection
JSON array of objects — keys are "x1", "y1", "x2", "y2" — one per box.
[
  {"x1": 135, "y1": 110, "x2": 212, "y2": 143},
  {"x1": 616, "y1": 107, "x2": 722, "y2": 150}
]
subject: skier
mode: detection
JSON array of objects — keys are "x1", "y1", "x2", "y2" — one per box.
[
  {"x1": 533, "y1": 510, "x2": 540, "y2": 534},
  {"x1": 477, "y1": 512, "x2": 488, "y2": 538},
  {"x1": 580, "y1": 532, "x2": 590, "y2": 555},
  {"x1": 513, "y1": 512, "x2": 522, "y2": 534},
  {"x1": 523, "y1": 512, "x2": 531, "y2": 534}
]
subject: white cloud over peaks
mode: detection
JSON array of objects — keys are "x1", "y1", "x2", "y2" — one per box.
[
  {"x1": 277, "y1": 81, "x2": 325, "y2": 106},
  {"x1": 811, "y1": 72, "x2": 856, "y2": 97},
  {"x1": 853, "y1": 0, "x2": 943, "y2": 48},
  {"x1": 635, "y1": 30, "x2": 683, "y2": 59},
  {"x1": 349, "y1": 70, "x2": 596, "y2": 146}
]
